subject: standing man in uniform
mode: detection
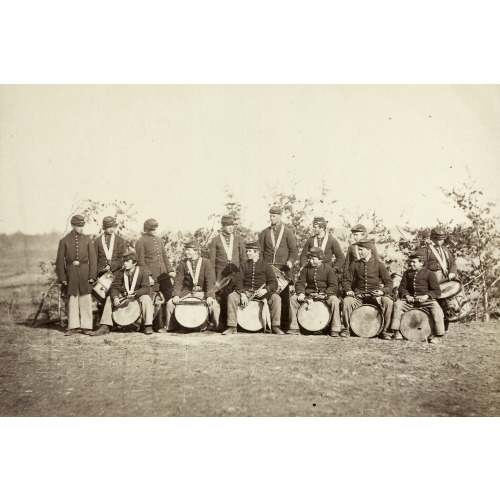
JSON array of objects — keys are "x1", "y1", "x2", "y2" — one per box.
[
  {"x1": 417, "y1": 226, "x2": 458, "y2": 331},
  {"x1": 135, "y1": 218, "x2": 176, "y2": 333},
  {"x1": 208, "y1": 215, "x2": 246, "y2": 330},
  {"x1": 259, "y1": 205, "x2": 298, "y2": 331},
  {"x1": 223, "y1": 241, "x2": 283, "y2": 335},
  {"x1": 56, "y1": 214, "x2": 97, "y2": 336},
  {"x1": 94, "y1": 216, "x2": 127, "y2": 275},
  {"x1": 342, "y1": 224, "x2": 381, "y2": 276},
  {"x1": 165, "y1": 240, "x2": 220, "y2": 332},
  {"x1": 342, "y1": 239, "x2": 393, "y2": 340},
  {"x1": 299, "y1": 216, "x2": 345, "y2": 274}
]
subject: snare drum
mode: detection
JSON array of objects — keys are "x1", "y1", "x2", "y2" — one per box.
[
  {"x1": 350, "y1": 304, "x2": 384, "y2": 338},
  {"x1": 91, "y1": 270, "x2": 115, "y2": 305},
  {"x1": 439, "y1": 280, "x2": 471, "y2": 322},
  {"x1": 174, "y1": 296, "x2": 209, "y2": 330},
  {"x1": 297, "y1": 300, "x2": 331, "y2": 333},
  {"x1": 237, "y1": 300, "x2": 266, "y2": 332},
  {"x1": 271, "y1": 265, "x2": 290, "y2": 294},
  {"x1": 400, "y1": 308, "x2": 433, "y2": 342},
  {"x1": 112, "y1": 298, "x2": 142, "y2": 329}
]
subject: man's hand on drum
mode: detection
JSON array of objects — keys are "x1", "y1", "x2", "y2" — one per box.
[
  {"x1": 172, "y1": 296, "x2": 180, "y2": 305},
  {"x1": 127, "y1": 292, "x2": 135, "y2": 298},
  {"x1": 405, "y1": 295, "x2": 415, "y2": 304},
  {"x1": 240, "y1": 293, "x2": 249, "y2": 307},
  {"x1": 286, "y1": 260, "x2": 293, "y2": 270},
  {"x1": 169, "y1": 271, "x2": 176, "y2": 278},
  {"x1": 417, "y1": 294, "x2": 429, "y2": 303},
  {"x1": 346, "y1": 291, "x2": 355, "y2": 297},
  {"x1": 104, "y1": 264, "x2": 111, "y2": 271},
  {"x1": 253, "y1": 288, "x2": 266, "y2": 299},
  {"x1": 149, "y1": 276, "x2": 155, "y2": 286},
  {"x1": 297, "y1": 293, "x2": 306, "y2": 302},
  {"x1": 113, "y1": 297, "x2": 120, "y2": 307},
  {"x1": 449, "y1": 273, "x2": 456, "y2": 280},
  {"x1": 61, "y1": 281, "x2": 68, "y2": 286},
  {"x1": 88, "y1": 278, "x2": 95, "y2": 284},
  {"x1": 371, "y1": 290, "x2": 383, "y2": 297},
  {"x1": 206, "y1": 297, "x2": 214, "y2": 306}
]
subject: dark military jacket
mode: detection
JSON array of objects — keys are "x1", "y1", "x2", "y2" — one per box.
[
  {"x1": 110, "y1": 266, "x2": 150, "y2": 299},
  {"x1": 398, "y1": 267, "x2": 441, "y2": 300},
  {"x1": 295, "y1": 263, "x2": 338, "y2": 296},
  {"x1": 299, "y1": 233, "x2": 345, "y2": 271},
  {"x1": 94, "y1": 233, "x2": 128, "y2": 273},
  {"x1": 208, "y1": 232, "x2": 246, "y2": 280},
  {"x1": 135, "y1": 233, "x2": 174, "y2": 279},
  {"x1": 173, "y1": 258, "x2": 216, "y2": 299},
  {"x1": 418, "y1": 243, "x2": 457, "y2": 276},
  {"x1": 258, "y1": 224, "x2": 298, "y2": 278},
  {"x1": 342, "y1": 257, "x2": 393, "y2": 296},
  {"x1": 233, "y1": 259, "x2": 278, "y2": 301},
  {"x1": 56, "y1": 231, "x2": 97, "y2": 296},
  {"x1": 342, "y1": 240, "x2": 381, "y2": 276}
]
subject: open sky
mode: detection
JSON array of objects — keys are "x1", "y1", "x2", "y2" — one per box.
[{"x1": 1, "y1": 85, "x2": 499, "y2": 235}]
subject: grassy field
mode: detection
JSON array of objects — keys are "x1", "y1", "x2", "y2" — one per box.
[{"x1": 1, "y1": 319, "x2": 499, "y2": 417}]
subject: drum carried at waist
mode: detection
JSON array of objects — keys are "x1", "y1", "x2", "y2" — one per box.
[
  {"x1": 174, "y1": 296, "x2": 209, "y2": 330},
  {"x1": 439, "y1": 280, "x2": 471, "y2": 322},
  {"x1": 271, "y1": 265, "x2": 290, "y2": 294},
  {"x1": 112, "y1": 297, "x2": 142, "y2": 329},
  {"x1": 91, "y1": 270, "x2": 115, "y2": 305},
  {"x1": 350, "y1": 304, "x2": 384, "y2": 338},
  {"x1": 237, "y1": 300, "x2": 268, "y2": 332},
  {"x1": 297, "y1": 299, "x2": 331, "y2": 333},
  {"x1": 400, "y1": 308, "x2": 433, "y2": 342}
]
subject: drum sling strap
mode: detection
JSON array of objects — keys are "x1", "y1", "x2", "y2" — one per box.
[
  {"x1": 124, "y1": 267, "x2": 139, "y2": 295},
  {"x1": 187, "y1": 258, "x2": 203, "y2": 294},
  {"x1": 428, "y1": 244, "x2": 449, "y2": 277},
  {"x1": 102, "y1": 233, "x2": 115, "y2": 263},
  {"x1": 270, "y1": 225, "x2": 285, "y2": 264},
  {"x1": 219, "y1": 234, "x2": 234, "y2": 264},
  {"x1": 313, "y1": 235, "x2": 328, "y2": 253}
]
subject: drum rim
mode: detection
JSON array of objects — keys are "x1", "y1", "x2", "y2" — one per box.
[
  {"x1": 175, "y1": 296, "x2": 209, "y2": 327},
  {"x1": 439, "y1": 279, "x2": 461, "y2": 298},
  {"x1": 400, "y1": 307, "x2": 433, "y2": 341},
  {"x1": 350, "y1": 303, "x2": 384, "y2": 337},
  {"x1": 112, "y1": 298, "x2": 142, "y2": 326},
  {"x1": 237, "y1": 300, "x2": 265, "y2": 332},
  {"x1": 297, "y1": 300, "x2": 332, "y2": 332}
]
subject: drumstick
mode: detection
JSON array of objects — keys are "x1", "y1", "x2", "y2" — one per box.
[{"x1": 248, "y1": 284, "x2": 266, "y2": 301}]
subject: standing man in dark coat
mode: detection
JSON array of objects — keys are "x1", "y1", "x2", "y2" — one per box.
[
  {"x1": 342, "y1": 239, "x2": 393, "y2": 340},
  {"x1": 390, "y1": 251, "x2": 445, "y2": 343},
  {"x1": 259, "y1": 205, "x2": 298, "y2": 330},
  {"x1": 208, "y1": 215, "x2": 246, "y2": 330},
  {"x1": 342, "y1": 224, "x2": 381, "y2": 276},
  {"x1": 299, "y1": 216, "x2": 345, "y2": 273},
  {"x1": 165, "y1": 240, "x2": 220, "y2": 332},
  {"x1": 56, "y1": 215, "x2": 97, "y2": 335},
  {"x1": 135, "y1": 218, "x2": 175, "y2": 332},
  {"x1": 417, "y1": 226, "x2": 458, "y2": 331},
  {"x1": 93, "y1": 216, "x2": 127, "y2": 275}
]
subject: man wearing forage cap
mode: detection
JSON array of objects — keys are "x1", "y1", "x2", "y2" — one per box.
[
  {"x1": 342, "y1": 239, "x2": 393, "y2": 340},
  {"x1": 208, "y1": 215, "x2": 246, "y2": 330},
  {"x1": 135, "y1": 218, "x2": 175, "y2": 332},
  {"x1": 259, "y1": 205, "x2": 298, "y2": 330},
  {"x1": 165, "y1": 239, "x2": 220, "y2": 332},
  {"x1": 417, "y1": 226, "x2": 458, "y2": 332},
  {"x1": 93, "y1": 216, "x2": 128, "y2": 275},
  {"x1": 288, "y1": 247, "x2": 342, "y2": 336},
  {"x1": 342, "y1": 224, "x2": 381, "y2": 277},
  {"x1": 56, "y1": 214, "x2": 97, "y2": 335},
  {"x1": 299, "y1": 216, "x2": 345, "y2": 273}
]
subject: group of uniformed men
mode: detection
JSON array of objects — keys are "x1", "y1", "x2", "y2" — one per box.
[{"x1": 56, "y1": 206, "x2": 458, "y2": 344}]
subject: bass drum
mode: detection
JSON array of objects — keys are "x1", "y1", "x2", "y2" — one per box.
[
  {"x1": 174, "y1": 296, "x2": 209, "y2": 330},
  {"x1": 91, "y1": 270, "x2": 115, "y2": 305},
  {"x1": 297, "y1": 300, "x2": 331, "y2": 333},
  {"x1": 439, "y1": 280, "x2": 471, "y2": 322},
  {"x1": 400, "y1": 308, "x2": 433, "y2": 342},
  {"x1": 350, "y1": 304, "x2": 383, "y2": 338},
  {"x1": 237, "y1": 300, "x2": 265, "y2": 332},
  {"x1": 112, "y1": 298, "x2": 142, "y2": 329}
]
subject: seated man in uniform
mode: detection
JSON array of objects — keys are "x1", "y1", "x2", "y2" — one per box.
[
  {"x1": 223, "y1": 241, "x2": 284, "y2": 335},
  {"x1": 299, "y1": 217, "x2": 345, "y2": 274},
  {"x1": 342, "y1": 224, "x2": 380, "y2": 276},
  {"x1": 390, "y1": 251, "x2": 445, "y2": 344},
  {"x1": 417, "y1": 226, "x2": 457, "y2": 332},
  {"x1": 91, "y1": 250, "x2": 154, "y2": 336},
  {"x1": 287, "y1": 247, "x2": 342, "y2": 336},
  {"x1": 165, "y1": 240, "x2": 220, "y2": 332},
  {"x1": 342, "y1": 239, "x2": 393, "y2": 340}
]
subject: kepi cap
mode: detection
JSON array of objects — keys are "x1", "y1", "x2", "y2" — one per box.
[
  {"x1": 123, "y1": 249, "x2": 138, "y2": 261},
  {"x1": 431, "y1": 227, "x2": 446, "y2": 238},
  {"x1": 102, "y1": 216, "x2": 116, "y2": 228},
  {"x1": 351, "y1": 224, "x2": 366, "y2": 233},
  {"x1": 184, "y1": 239, "x2": 201, "y2": 250},
  {"x1": 221, "y1": 215, "x2": 235, "y2": 226},
  {"x1": 307, "y1": 247, "x2": 325, "y2": 259},
  {"x1": 70, "y1": 215, "x2": 85, "y2": 227},
  {"x1": 269, "y1": 205, "x2": 282, "y2": 215},
  {"x1": 354, "y1": 238, "x2": 374, "y2": 250},
  {"x1": 245, "y1": 241, "x2": 261, "y2": 251},
  {"x1": 313, "y1": 216, "x2": 327, "y2": 228},
  {"x1": 144, "y1": 218, "x2": 158, "y2": 231}
]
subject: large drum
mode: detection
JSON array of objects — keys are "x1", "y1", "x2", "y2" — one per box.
[
  {"x1": 439, "y1": 280, "x2": 471, "y2": 322},
  {"x1": 297, "y1": 300, "x2": 331, "y2": 333},
  {"x1": 112, "y1": 298, "x2": 142, "y2": 329},
  {"x1": 237, "y1": 300, "x2": 266, "y2": 332},
  {"x1": 91, "y1": 270, "x2": 115, "y2": 305},
  {"x1": 271, "y1": 265, "x2": 290, "y2": 294},
  {"x1": 400, "y1": 308, "x2": 433, "y2": 342},
  {"x1": 174, "y1": 296, "x2": 209, "y2": 330},
  {"x1": 350, "y1": 304, "x2": 384, "y2": 338}
]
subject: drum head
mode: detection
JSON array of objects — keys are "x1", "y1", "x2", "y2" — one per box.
[
  {"x1": 175, "y1": 297, "x2": 209, "y2": 329},
  {"x1": 112, "y1": 299, "x2": 141, "y2": 326},
  {"x1": 297, "y1": 300, "x2": 331, "y2": 333},
  {"x1": 92, "y1": 271, "x2": 115, "y2": 304},
  {"x1": 439, "y1": 280, "x2": 460, "y2": 299},
  {"x1": 237, "y1": 301, "x2": 264, "y2": 332},
  {"x1": 400, "y1": 308, "x2": 432, "y2": 342},
  {"x1": 350, "y1": 304, "x2": 383, "y2": 338}
]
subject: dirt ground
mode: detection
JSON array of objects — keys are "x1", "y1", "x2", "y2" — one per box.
[{"x1": 1, "y1": 319, "x2": 499, "y2": 417}]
